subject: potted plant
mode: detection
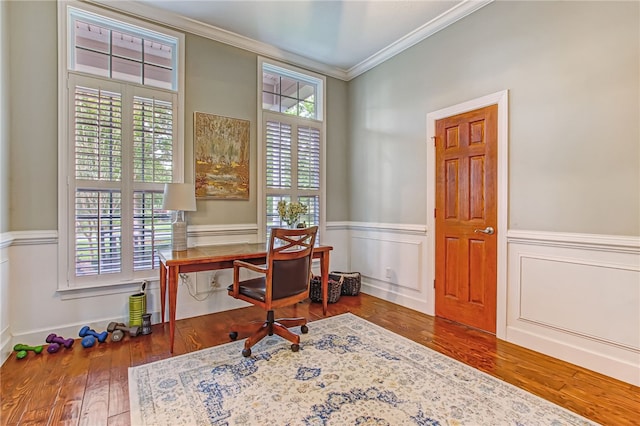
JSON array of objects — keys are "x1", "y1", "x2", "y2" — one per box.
[{"x1": 277, "y1": 200, "x2": 308, "y2": 228}]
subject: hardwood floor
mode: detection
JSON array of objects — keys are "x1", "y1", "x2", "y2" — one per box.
[{"x1": 1, "y1": 293, "x2": 638, "y2": 425}]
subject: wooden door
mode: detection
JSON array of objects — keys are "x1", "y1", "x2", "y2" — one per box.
[{"x1": 435, "y1": 105, "x2": 497, "y2": 333}]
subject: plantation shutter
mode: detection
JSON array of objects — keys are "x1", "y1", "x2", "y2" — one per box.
[
  {"x1": 297, "y1": 126, "x2": 320, "y2": 190},
  {"x1": 266, "y1": 120, "x2": 292, "y2": 189},
  {"x1": 133, "y1": 97, "x2": 174, "y2": 183},
  {"x1": 132, "y1": 191, "x2": 170, "y2": 271},
  {"x1": 74, "y1": 85, "x2": 123, "y2": 276},
  {"x1": 69, "y1": 76, "x2": 175, "y2": 284},
  {"x1": 263, "y1": 115, "x2": 321, "y2": 237},
  {"x1": 132, "y1": 95, "x2": 173, "y2": 271},
  {"x1": 297, "y1": 125, "x2": 320, "y2": 227}
]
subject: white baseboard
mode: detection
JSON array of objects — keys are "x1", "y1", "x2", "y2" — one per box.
[
  {"x1": 8, "y1": 311, "x2": 164, "y2": 349},
  {"x1": 507, "y1": 325, "x2": 640, "y2": 387},
  {"x1": 0, "y1": 325, "x2": 11, "y2": 366},
  {"x1": 361, "y1": 282, "x2": 430, "y2": 315}
]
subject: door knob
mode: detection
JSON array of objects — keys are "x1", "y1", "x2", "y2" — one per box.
[{"x1": 474, "y1": 226, "x2": 495, "y2": 235}]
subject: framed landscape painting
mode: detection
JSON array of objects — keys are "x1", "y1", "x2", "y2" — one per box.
[{"x1": 194, "y1": 112, "x2": 250, "y2": 199}]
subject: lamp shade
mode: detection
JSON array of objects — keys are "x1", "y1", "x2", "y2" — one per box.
[{"x1": 162, "y1": 183, "x2": 197, "y2": 211}]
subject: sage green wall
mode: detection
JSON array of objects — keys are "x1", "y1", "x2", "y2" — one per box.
[
  {"x1": 185, "y1": 34, "x2": 259, "y2": 226},
  {"x1": 13, "y1": 1, "x2": 633, "y2": 235},
  {"x1": 1, "y1": 0, "x2": 9, "y2": 233},
  {"x1": 184, "y1": 34, "x2": 350, "y2": 225},
  {"x1": 348, "y1": 1, "x2": 639, "y2": 236},
  {"x1": 8, "y1": 0, "x2": 58, "y2": 231},
  {"x1": 6, "y1": 2, "x2": 349, "y2": 232},
  {"x1": 326, "y1": 77, "x2": 350, "y2": 221}
]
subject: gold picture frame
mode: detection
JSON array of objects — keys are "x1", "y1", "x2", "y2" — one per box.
[{"x1": 194, "y1": 112, "x2": 250, "y2": 200}]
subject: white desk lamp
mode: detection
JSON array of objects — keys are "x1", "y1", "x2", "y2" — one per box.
[{"x1": 162, "y1": 183, "x2": 197, "y2": 251}]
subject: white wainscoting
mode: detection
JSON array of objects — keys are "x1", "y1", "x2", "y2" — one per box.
[
  {"x1": 323, "y1": 222, "x2": 350, "y2": 274},
  {"x1": 347, "y1": 222, "x2": 431, "y2": 314},
  {"x1": 506, "y1": 230, "x2": 640, "y2": 386},
  {"x1": 0, "y1": 236, "x2": 10, "y2": 365},
  {"x1": 1, "y1": 226, "x2": 262, "y2": 355},
  {"x1": 4, "y1": 225, "x2": 639, "y2": 386}
]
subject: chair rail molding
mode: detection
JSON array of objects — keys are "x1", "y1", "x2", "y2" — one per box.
[
  {"x1": 1, "y1": 230, "x2": 58, "y2": 247},
  {"x1": 346, "y1": 221, "x2": 427, "y2": 235},
  {"x1": 188, "y1": 223, "x2": 259, "y2": 238},
  {"x1": 507, "y1": 229, "x2": 640, "y2": 253}
]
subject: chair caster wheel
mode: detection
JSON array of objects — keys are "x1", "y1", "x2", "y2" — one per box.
[
  {"x1": 242, "y1": 348, "x2": 251, "y2": 357},
  {"x1": 291, "y1": 344, "x2": 300, "y2": 352},
  {"x1": 301, "y1": 325, "x2": 308, "y2": 334},
  {"x1": 229, "y1": 332, "x2": 238, "y2": 340}
]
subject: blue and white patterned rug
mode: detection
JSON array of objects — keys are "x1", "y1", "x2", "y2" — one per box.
[{"x1": 128, "y1": 313, "x2": 597, "y2": 425}]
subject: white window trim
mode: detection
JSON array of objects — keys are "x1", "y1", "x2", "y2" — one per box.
[
  {"x1": 257, "y1": 57, "x2": 327, "y2": 243},
  {"x1": 57, "y1": 0, "x2": 185, "y2": 290}
]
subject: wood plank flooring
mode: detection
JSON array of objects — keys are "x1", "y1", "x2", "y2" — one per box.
[{"x1": 1, "y1": 293, "x2": 638, "y2": 425}]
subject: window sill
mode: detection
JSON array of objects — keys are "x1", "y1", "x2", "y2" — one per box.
[{"x1": 57, "y1": 278, "x2": 158, "y2": 301}]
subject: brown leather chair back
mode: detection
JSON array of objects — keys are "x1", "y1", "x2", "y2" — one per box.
[
  {"x1": 271, "y1": 256, "x2": 311, "y2": 299},
  {"x1": 269, "y1": 226, "x2": 318, "y2": 300}
]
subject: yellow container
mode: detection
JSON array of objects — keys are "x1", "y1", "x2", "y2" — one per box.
[{"x1": 129, "y1": 293, "x2": 146, "y2": 326}]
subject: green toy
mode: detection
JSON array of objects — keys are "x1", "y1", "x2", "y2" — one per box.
[{"x1": 13, "y1": 343, "x2": 44, "y2": 359}]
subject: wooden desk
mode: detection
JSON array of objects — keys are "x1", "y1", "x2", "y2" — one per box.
[{"x1": 157, "y1": 243, "x2": 333, "y2": 353}]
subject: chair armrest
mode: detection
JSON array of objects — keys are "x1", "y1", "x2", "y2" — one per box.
[
  {"x1": 233, "y1": 260, "x2": 267, "y2": 274},
  {"x1": 229, "y1": 260, "x2": 268, "y2": 298}
]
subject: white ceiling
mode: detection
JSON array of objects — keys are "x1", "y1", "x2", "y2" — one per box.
[{"x1": 95, "y1": 0, "x2": 492, "y2": 80}]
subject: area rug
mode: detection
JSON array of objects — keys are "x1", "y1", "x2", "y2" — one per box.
[{"x1": 128, "y1": 313, "x2": 596, "y2": 425}]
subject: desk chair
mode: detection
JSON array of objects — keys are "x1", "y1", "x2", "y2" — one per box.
[{"x1": 228, "y1": 226, "x2": 318, "y2": 357}]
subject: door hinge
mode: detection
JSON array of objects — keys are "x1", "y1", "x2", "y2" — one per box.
[
  {"x1": 431, "y1": 136, "x2": 436, "y2": 146},
  {"x1": 434, "y1": 208, "x2": 437, "y2": 218},
  {"x1": 433, "y1": 279, "x2": 436, "y2": 288}
]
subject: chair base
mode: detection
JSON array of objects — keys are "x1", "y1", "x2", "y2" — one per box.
[{"x1": 229, "y1": 310, "x2": 308, "y2": 357}]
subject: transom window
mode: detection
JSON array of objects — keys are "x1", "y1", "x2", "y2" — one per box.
[
  {"x1": 69, "y1": 7, "x2": 177, "y2": 90},
  {"x1": 262, "y1": 63, "x2": 322, "y2": 120}
]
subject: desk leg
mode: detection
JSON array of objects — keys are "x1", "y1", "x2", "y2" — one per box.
[
  {"x1": 159, "y1": 263, "x2": 167, "y2": 324},
  {"x1": 320, "y1": 250, "x2": 330, "y2": 315},
  {"x1": 169, "y1": 266, "x2": 179, "y2": 353}
]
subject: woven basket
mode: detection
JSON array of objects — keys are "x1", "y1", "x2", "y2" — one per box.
[
  {"x1": 330, "y1": 271, "x2": 362, "y2": 296},
  {"x1": 309, "y1": 275, "x2": 342, "y2": 303}
]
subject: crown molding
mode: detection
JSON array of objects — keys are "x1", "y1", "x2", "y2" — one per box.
[
  {"x1": 86, "y1": 0, "x2": 349, "y2": 81},
  {"x1": 86, "y1": 0, "x2": 492, "y2": 82},
  {"x1": 347, "y1": 0, "x2": 493, "y2": 79}
]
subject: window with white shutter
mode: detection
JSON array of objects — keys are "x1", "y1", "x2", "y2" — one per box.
[
  {"x1": 60, "y1": 4, "x2": 183, "y2": 288},
  {"x1": 260, "y1": 59, "x2": 325, "y2": 241},
  {"x1": 297, "y1": 126, "x2": 321, "y2": 190},
  {"x1": 265, "y1": 121, "x2": 292, "y2": 189}
]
